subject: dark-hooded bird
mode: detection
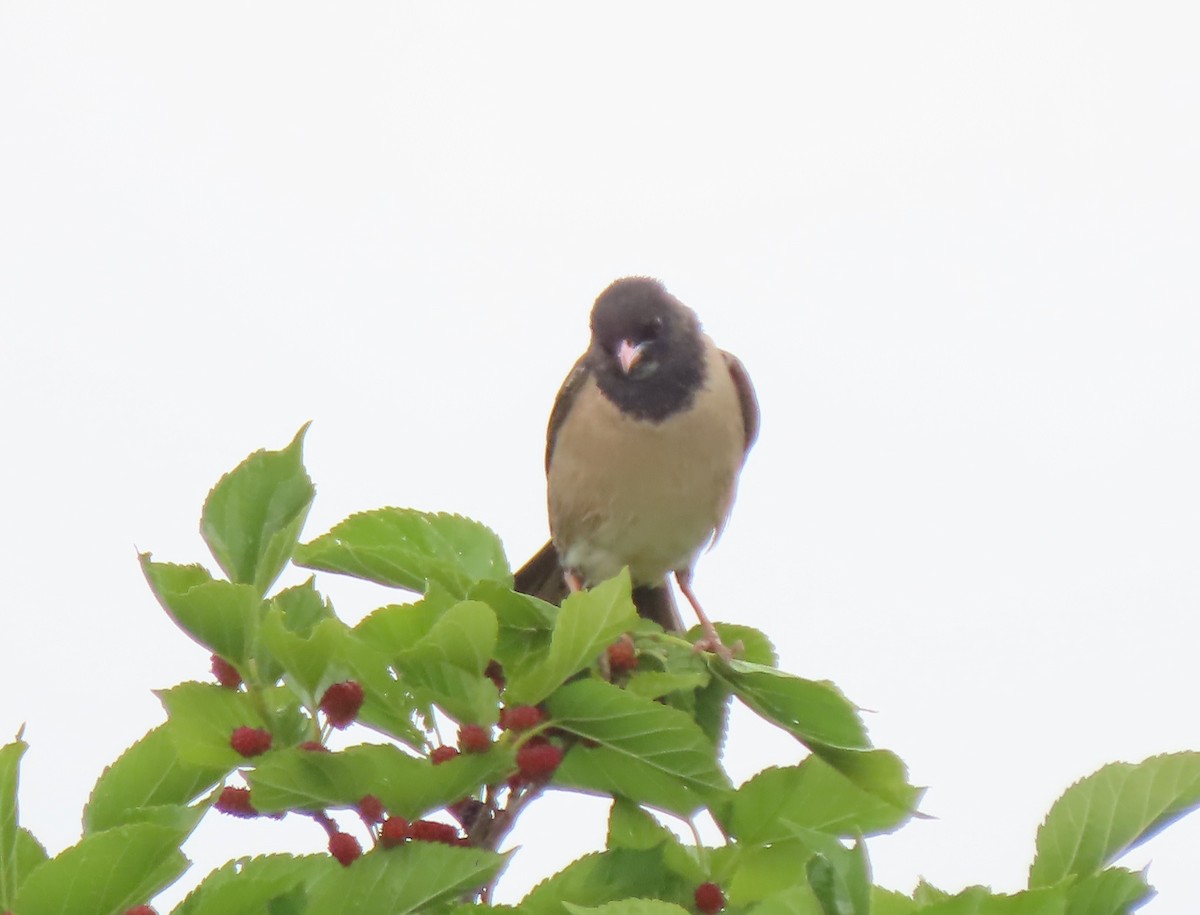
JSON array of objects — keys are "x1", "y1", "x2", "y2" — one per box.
[{"x1": 513, "y1": 277, "x2": 759, "y2": 657}]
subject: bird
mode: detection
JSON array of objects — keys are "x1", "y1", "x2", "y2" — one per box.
[{"x1": 513, "y1": 276, "x2": 759, "y2": 657}]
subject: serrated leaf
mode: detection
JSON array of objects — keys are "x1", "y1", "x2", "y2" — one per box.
[
  {"x1": 12, "y1": 822, "x2": 192, "y2": 915},
  {"x1": 201, "y1": 425, "x2": 315, "y2": 596},
  {"x1": 355, "y1": 584, "x2": 460, "y2": 657},
  {"x1": 1029, "y1": 751, "x2": 1200, "y2": 887},
  {"x1": 872, "y1": 886, "x2": 919, "y2": 915},
  {"x1": 295, "y1": 508, "x2": 509, "y2": 597},
  {"x1": 732, "y1": 758, "x2": 913, "y2": 842},
  {"x1": 259, "y1": 611, "x2": 347, "y2": 704},
  {"x1": 174, "y1": 853, "x2": 325, "y2": 915},
  {"x1": 607, "y1": 799, "x2": 675, "y2": 851},
  {"x1": 85, "y1": 723, "x2": 226, "y2": 833},
  {"x1": 565, "y1": 901, "x2": 691, "y2": 914},
  {"x1": 304, "y1": 841, "x2": 507, "y2": 913},
  {"x1": 806, "y1": 840, "x2": 870, "y2": 915},
  {"x1": 547, "y1": 679, "x2": 730, "y2": 817},
  {"x1": 248, "y1": 744, "x2": 513, "y2": 820},
  {"x1": 158, "y1": 681, "x2": 269, "y2": 768},
  {"x1": 337, "y1": 633, "x2": 426, "y2": 748},
  {"x1": 917, "y1": 886, "x2": 1069, "y2": 915},
  {"x1": 625, "y1": 671, "x2": 710, "y2": 701},
  {"x1": 402, "y1": 657, "x2": 502, "y2": 726},
  {"x1": 715, "y1": 662, "x2": 919, "y2": 811},
  {"x1": 0, "y1": 739, "x2": 27, "y2": 909},
  {"x1": 405, "y1": 599, "x2": 498, "y2": 674},
  {"x1": 748, "y1": 885, "x2": 825, "y2": 915},
  {"x1": 521, "y1": 848, "x2": 689, "y2": 915},
  {"x1": 142, "y1": 561, "x2": 264, "y2": 672},
  {"x1": 14, "y1": 828, "x2": 48, "y2": 893},
  {"x1": 471, "y1": 581, "x2": 557, "y2": 673},
  {"x1": 1063, "y1": 867, "x2": 1153, "y2": 915},
  {"x1": 272, "y1": 577, "x2": 334, "y2": 634},
  {"x1": 728, "y1": 842, "x2": 818, "y2": 908},
  {"x1": 506, "y1": 572, "x2": 638, "y2": 706}
]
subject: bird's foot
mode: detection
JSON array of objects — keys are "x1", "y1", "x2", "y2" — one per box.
[{"x1": 691, "y1": 628, "x2": 743, "y2": 661}]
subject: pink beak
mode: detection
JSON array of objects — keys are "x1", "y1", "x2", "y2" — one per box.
[{"x1": 617, "y1": 339, "x2": 644, "y2": 374}]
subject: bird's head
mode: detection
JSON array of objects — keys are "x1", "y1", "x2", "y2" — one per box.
[{"x1": 587, "y1": 277, "x2": 707, "y2": 420}]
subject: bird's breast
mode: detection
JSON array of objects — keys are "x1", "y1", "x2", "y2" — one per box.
[{"x1": 547, "y1": 344, "x2": 746, "y2": 586}]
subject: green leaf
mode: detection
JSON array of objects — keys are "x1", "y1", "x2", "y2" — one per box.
[
  {"x1": 747, "y1": 885, "x2": 825, "y2": 915},
  {"x1": 0, "y1": 738, "x2": 27, "y2": 909},
  {"x1": 565, "y1": 901, "x2": 691, "y2": 914},
  {"x1": 401, "y1": 657, "x2": 502, "y2": 726},
  {"x1": 14, "y1": 828, "x2": 48, "y2": 893},
  {"x1": 471, "y1": 581, "x2": 557, "y2": 672},
  {"x1": 625, "y1": 671, "x2": 710, "y2": 701},
  {"x1": 916, "y1": 886, "x2": 1069, "y2": 915},
  {"x1": 201, "y1": 424, "x2": 315, "y2": 596},
  {"x1": 715, "y1": 661, "x2": 868, "y2": 748},
  {"x1": 521, "y1": 848, "x2": 689, "y2": 915},
  {"x1": 259, "y1": 610, "x2": 347, "y2": 704},
  {"x1": 732, "y1": 758, "x2": 913, "y2": 842},
  {"x1": 158, "y1": 681, "x2": 269, "y2": 768},
  {"x1": 12, "y1": 822, "x2": 192, "y2": 915},
  {"x1": 715, "y1": 661, "x2": 919, "y2": 811},
  {"x1": 405, "y1": 599, "x2": 498, "y2": 674},
  {"x1": 727, "y1": 841, "x2": 818, "y2": 908},
  {"x1": 248, "y1": 744, "x2": 514, "y2": 820},
  {"x1": 84, "y1": 723, "x2": 227, "y2": 833},
  {"x1": 337, "y1": 633, "x2": 426, "y2": 747},
  {"x1": 1062, "y1": 867, "x2": 1153, "y2": 915},
  {"x1": 295, "y1": 508, "x2": 510, "y2": 597},
  {"x1": 547, "y1": 679, "x2": 730, "y2": 817},
  {"x1": 607, "y1": 798, "x2": 675, "y2": 851},
  {"x1": 806, "y1": 839, "x2": 870, "y2": 915},
  {"x1": 304, "y1": 841, "x2": 508, "y2": 913},
  {"x1": 1029, "y1": 751, "x2": 1200, "y2": 887},
  {"x1": 872, "y1": 886, "x2": 919, "y2": 915},
  {"x1": 141, "y1": 559, "x2": 262, "y2": 671},
  {"x1": 272, "y1": 577, "x2": 334, "y2": 634},
  {"x1": 355, "y1": 585, "x2": 460, "y2": 657},
  {"x1": 506, "y1": 572, "x2": 638, "y2": 706},
  {"x1": 174, "y1": 854, "x2": 323, "y2": 915}
]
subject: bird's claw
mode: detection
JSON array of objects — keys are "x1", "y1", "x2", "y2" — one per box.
[{"x1": 691, "y1": 634, "x2": 743, "y2": 662}]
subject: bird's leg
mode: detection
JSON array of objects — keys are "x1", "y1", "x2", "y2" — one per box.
[
  {"x1": 674, "y1": 570, "x2": 738, "y2": 661},
  {"x1": 563, "y1": 569, "x2": 585, "y2": 593}
]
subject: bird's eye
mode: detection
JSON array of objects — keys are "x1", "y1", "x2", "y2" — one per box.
[{"x1": 639, "y1": 316, "x2": 664, "y2": 340}]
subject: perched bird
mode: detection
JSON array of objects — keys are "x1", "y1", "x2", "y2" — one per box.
[{"x1": 513, "y1": 277, "x2": 759, "y2": 656}]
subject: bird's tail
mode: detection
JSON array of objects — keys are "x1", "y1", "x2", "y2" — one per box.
[{"x1": 513, "y1": 541, "x2": 684, "y2": 634}]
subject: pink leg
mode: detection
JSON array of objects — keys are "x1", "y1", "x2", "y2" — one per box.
[
  {"x1": 674, "y1": 569, "x2": 735, "y2": 660},
  {"x1": 564, "y1": 569, "x2": 585, "y2": 593}
]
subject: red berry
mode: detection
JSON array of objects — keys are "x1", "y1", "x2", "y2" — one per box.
[
  {"x1": 357, "y1": 794, "x2": 384, "y2": 824},
  {"x1": 215, "y1": 786, "x2": 256, "y2": 818},
  {"x1": 124, "y1": 907, "x2": 157, "y2": 915},
  {"x1": 499, "y1": 705, "x2": 544, "y2": 732},
  {"x1": 694, "y1": 882, "x2": 726, "y2": 913},
  {"x1": 230, "y1": 726, "x2": 272, "y2": 757},
  {"x1": 606, "y1": 636, "x2": 638, "y2": 672},
  {"x1": 409, "y1": 819, "x2": 460, "y2": 844},
  {"x1": 458, "y1": 724, "x2": 491, "y2": 753},
  {"x1": 516, "y1": 741, "x2": 563, "y2": 780},
  {"x1": 430, "y1": 745, "x2": 459, "y2": 765},
  {"x1": 298, "y1": 740, "x2": 329, "y2": 752},
  {"x1": 319, "y1": 681, "x2": 365, "y2": 729},
  {"x1": 328, "y1": 831, "x2": 362, "y2": 867},
  {"x1": 484, "y1": 659, "x2": 505, "y2": 690},
  {"x1": 211, "y1": 654, "x2": 242, "y2": 689},
  {"x1": 380, "y1": 815, "x2": 409, "y2": 848}
]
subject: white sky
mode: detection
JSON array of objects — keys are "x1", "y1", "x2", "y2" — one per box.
[{"x1": 2, "y1": 3, "x2": 1198, "y2": 910}]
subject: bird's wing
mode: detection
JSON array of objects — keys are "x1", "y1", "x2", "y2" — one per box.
[
  {"x1": 721, "y1": 349, "x2": 760, "y2": 458},
  {"x1": 545, "y1": 354, "x2": 592, "y2": 473}
]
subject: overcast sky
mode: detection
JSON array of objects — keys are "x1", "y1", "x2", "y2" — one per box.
[{"x1": 2, "y1": 3, "x2": 1198, "y2": 910}]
